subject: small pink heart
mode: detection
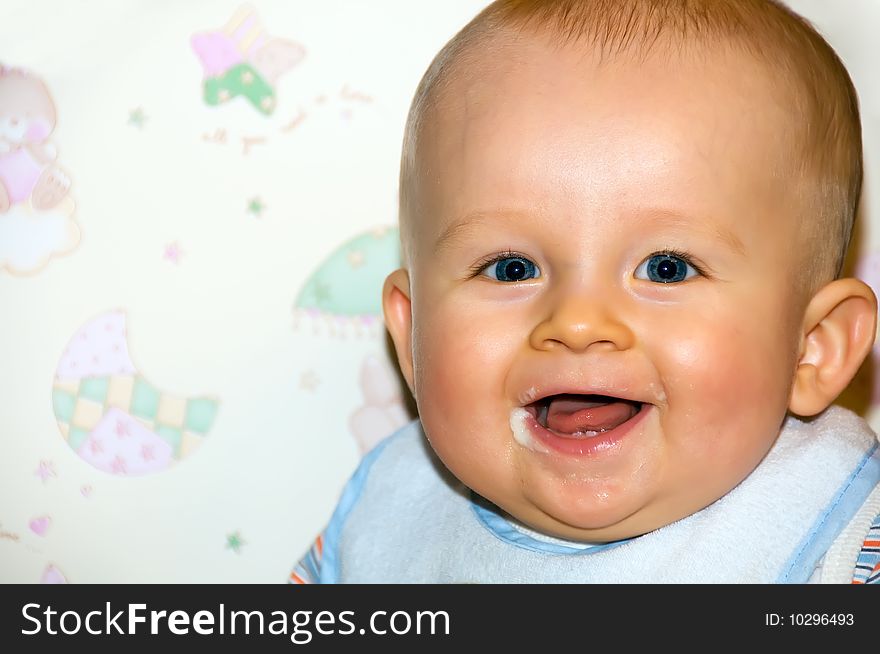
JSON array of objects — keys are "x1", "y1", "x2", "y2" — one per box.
[
  {"x1": 80, "y1": 485, "x2": 93, "y2": 498},
  {"x1": 29, "y1": 516, "x2": 51, "y2": 536}
]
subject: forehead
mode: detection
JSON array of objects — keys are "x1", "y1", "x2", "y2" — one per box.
[{"x1": 411, "y1": 35, "x2": 800, "y2": 250}]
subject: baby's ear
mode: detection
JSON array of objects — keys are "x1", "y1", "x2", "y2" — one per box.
[
  {"x1": 382, "y1": 268, "x2": 415, "y2": 397},
  {"x1": 789, "y1": 278, "x2": 878, "y2": 416}
]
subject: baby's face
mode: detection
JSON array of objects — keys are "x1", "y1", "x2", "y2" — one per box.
[{"x1": 398, "y1": 38, "x2": 813, "y2": 541}]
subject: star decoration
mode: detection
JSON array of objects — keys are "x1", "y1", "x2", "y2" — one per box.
[
  {"x1": 115, "y1": 419, "x2": 131, "y2": 438},
  {"x1": 226, "y1": 530, "x2": 246, "y2": 554},
  {"x1": 191, "y1": 6, "x2": 305, "y2": 116},
  {"x1": 163, "y1": 242, "x2": 184, "y2": 264},
  {"x1": 128, "y1": 107, "x2": 147, "y2": 128},
  {"x1": 35, "y1": 460, "x2": 56, "y2": 484},
  {"x1": 110, "y1": 456, "x2": 127, "y2": 475},
  {"x1": 347, "y1": 250, "x2": 365, "y2": 268},
  {"x1": 299, "y1": 370, "x2": 320, "y2": 392},
  {"x1": 247, "y1": 197, "x2": 265, "y2": 217}
]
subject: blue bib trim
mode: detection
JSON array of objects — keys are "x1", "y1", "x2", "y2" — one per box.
[
  {"x1": 318, "y1": 426, "x2": 410, "y2": 584},
  {"x1": 470, "y1": 493, "x2": 632, "y2": 555},
  {"x1": 776, "y1": 443, "x2": 880, "y2": 583}
]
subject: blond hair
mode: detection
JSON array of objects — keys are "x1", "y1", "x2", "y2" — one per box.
[{"x1": 398, "y1": 0, "x2": 862, "y2": 290}]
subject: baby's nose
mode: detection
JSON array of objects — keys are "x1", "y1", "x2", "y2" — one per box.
[{"x1": 528, "y1": 288, "x2": 635, "y2": 353}]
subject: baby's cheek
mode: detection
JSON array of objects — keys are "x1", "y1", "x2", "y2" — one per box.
[
  {"x1": 422, "y1": 307, "x2": 528, "y2": 486},
  {"x1": 684, "y1": 296, "x2": 787, "y2": 378},
  {"x1": 418, "y1": 302, "x2": 503, "y2": 383},
  {"x1": 665, "y1": 322, "x2": 791, "y2": 457},
  {"x1": 414, "y1": 302, "x2": 511, "y2": 433}
]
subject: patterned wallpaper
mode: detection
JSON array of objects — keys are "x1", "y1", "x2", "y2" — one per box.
[{"x1": 1, "y1": 0, "x2": 878, "y2": 582}]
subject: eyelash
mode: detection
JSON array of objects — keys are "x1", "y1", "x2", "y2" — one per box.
[
  {"x1": 650, "y1": 248, "x2": 708, "y2": 278},
  {"x1": 467, "y1": 248, "x2": 708, "y2": 279},
  {"x1": 467, "y1": 249, "x2": 526, "y2": 278}
]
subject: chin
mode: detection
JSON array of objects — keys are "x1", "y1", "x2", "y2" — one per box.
[
  {"x1": 547, "y1": 514, "x2": 635, "y2": 541},
  {"x1": 520, "y1": 492, "x2": 654, "y2": 541}
]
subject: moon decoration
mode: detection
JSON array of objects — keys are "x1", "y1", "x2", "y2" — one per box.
[
  {"x1": 292, "y1": 226, "x2": 399, "y2": 339},
  {"x1": 51, "y1": 310, "x2": 219, "y2": 476}
]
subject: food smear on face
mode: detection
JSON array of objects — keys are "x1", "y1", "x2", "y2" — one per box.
[{"x1": 510, "y1": 407, "x2": 550, "y2": 453}]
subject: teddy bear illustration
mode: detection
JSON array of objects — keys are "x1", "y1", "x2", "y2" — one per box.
[{"x1": 0, "y1": 67, "x2": 71, "y2": 213}]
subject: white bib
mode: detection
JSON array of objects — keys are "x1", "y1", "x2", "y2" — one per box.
[{"x1": 321, "y1": 405, "x2": 880, "y2": 583}]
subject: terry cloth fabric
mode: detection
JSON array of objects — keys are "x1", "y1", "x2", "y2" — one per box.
[{"x1": 290, "y1": 405, "x2": 880, "y2": 583}]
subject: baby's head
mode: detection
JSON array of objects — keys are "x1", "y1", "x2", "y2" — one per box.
[{"x1": 383, "y1": 0, "x2": 878, "y2": 542}]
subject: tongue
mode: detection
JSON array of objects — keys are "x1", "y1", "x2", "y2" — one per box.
[{"x1": 545, "y1": 395, "x2": 638, "y2": 434}]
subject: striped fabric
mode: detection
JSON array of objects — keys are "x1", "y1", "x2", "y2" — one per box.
[
  {"x1": 852, "y1": 514, "x2": 880, "y2": 584},
  {"x1": 289, "y1": 533, "x2": 323, "y2": 584}
]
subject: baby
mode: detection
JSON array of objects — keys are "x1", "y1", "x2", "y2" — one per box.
[{"x1": 292, "y1": 0, "x2": 880, "y2": 583}]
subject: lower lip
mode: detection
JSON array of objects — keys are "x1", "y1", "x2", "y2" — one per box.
[{"x1": 524, "y1": 403, "x2": 652, "y2": 457}]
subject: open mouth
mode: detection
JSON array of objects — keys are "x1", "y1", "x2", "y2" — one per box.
[
  {"x1": 525, "y1": 393, "x2": 643, "y2": 438},
  {"x1": 511, "y1": 393, "x2": 650, "y2": 457}
]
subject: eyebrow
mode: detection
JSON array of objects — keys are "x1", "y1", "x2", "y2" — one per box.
[
  {"x1": 653, "y1": 210, "x2": 747, "y2": 257},
  {"x1": 434, "y1": 210, "x2": 530, "y2": 253},
  {"x1": 434, "y1": 208, "x2": 747, "y2": 257}
]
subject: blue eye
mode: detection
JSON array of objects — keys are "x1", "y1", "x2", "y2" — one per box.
[
  {"x1": 481, "y1": 256, "x2": 541, "y2": 282},
  {"x1": 634, "y1": 252, "x2": 699, "y2": 283}
]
